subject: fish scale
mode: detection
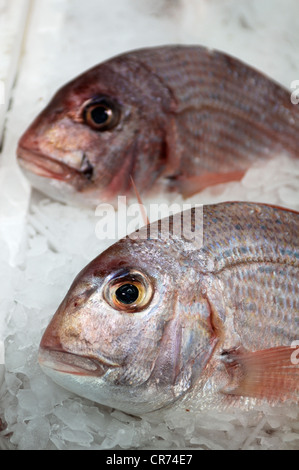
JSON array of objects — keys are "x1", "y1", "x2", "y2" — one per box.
[
  {"x1": 218, "y1": 263, "x2": 299, "y2": 348},
  {"x1": 129, "y1": 46, "x2": 298, "y2": 149}
]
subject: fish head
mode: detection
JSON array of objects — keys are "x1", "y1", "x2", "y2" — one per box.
[
  {"x1": 17, "y1": 54, "x2": 172, "y2": 207},
  {"x1": 38, "y1": 227, "x2": 217, "y2": 414}
]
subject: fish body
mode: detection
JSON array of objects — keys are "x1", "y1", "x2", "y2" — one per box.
[
  {"x1": 39, "y1": 202, "x2": 299, "y2": 414},
  {"x1": 18, "y1": 45, "x2": 299, "y2": 207}
]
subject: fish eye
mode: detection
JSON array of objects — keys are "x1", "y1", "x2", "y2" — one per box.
[
  {"x1": 83, "y1": 97, "x2": 121, "y2": 131},
  {"x1": 103, "y1": 269, "x2": 153, "y2": 312}
]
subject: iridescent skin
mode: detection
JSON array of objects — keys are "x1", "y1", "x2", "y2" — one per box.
[
  {"x1": 39, "y1": 202, "x2": 299, "y2": 414},
  {"x1": 17, "y1": 45, "x2": 299, "y2": 206}
]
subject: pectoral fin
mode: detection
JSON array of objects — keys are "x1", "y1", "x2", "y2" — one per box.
[
  {"x1": 221, "y1": 346, "x2": 299, "y2": 402},
  {"x1": 169, "y1": 171, "x2": 246, "y2": 199}
]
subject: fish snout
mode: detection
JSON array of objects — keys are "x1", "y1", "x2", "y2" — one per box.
[
  {"x1": 17, "y1": 134, "x2": 72, "y2": 181},
  {"x1": 39, "y1": 320, "x2": 63, "y2": 353},
  {"x1": 38, "y1": 331, "x2": 111, "y2": 377},
  {"x1": 38, "y1": 321, "x2": 116, "y2": 377},
  {"x1": 17, "y1": 122, "x2": 40, "y2": 153},
  {"x1": 17, "y1": 126, "x2": 95, "y2": 186}
]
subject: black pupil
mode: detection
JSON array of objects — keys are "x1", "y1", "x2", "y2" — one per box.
[
  {"x1": 115, "y1": 284, "x2": 139, "y2": 305},
  {"x1": 90, "y1": 105, "x2": 110, "y2": 125}
]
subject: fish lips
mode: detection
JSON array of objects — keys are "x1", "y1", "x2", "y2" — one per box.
[
  {"x1": 17, "y1": 145, "x2": 92, "y2": 185},
  {"x1": 38, "y1": 346, "x2": 115, "y2": 377},
  {"x1": 18, "y1": 146, "x2": 65, "y2": 180}
]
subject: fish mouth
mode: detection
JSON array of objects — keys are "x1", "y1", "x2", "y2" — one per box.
[
  {"x1": 17, "y1": 145, "x2": 83, "y2": 182},
  {"x1": 38, "y1": 347, "x2": 116, "y2": 377}
]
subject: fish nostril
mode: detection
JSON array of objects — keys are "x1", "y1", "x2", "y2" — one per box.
[{"x1": 80, "y1": 153, "x2": 94, "y2": 180}]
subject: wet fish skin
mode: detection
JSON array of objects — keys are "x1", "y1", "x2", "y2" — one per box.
[
  {"x1": 38, "y1": 202, "x2": 299, "y2": 414},
  {"x1": 17, "y1": 45, "x2": 299, "y2": 206}
]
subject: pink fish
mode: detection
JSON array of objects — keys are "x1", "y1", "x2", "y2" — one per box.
[
  {"x1": 17, "y1": 45, "x2": 299, "y2": 206},
  {"x1": 38, "y1": 202, "x2": 299, "y2": 414}
]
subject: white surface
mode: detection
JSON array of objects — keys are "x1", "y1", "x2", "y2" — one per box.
[
  {"x1": 0, "y1": 0, "x2": 31, "y2": 143},
  {"x1": 0, "y1": 0, "x2": 298, "y2": 450}
]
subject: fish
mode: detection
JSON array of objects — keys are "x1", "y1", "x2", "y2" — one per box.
[
  {"x1": 17, "y1": 45, "x2": 299, "y2": 207},
  {"x1": 38, "y1": 202, "x2": 299, "y2": 415}
]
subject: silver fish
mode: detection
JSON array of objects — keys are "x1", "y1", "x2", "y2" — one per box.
[
  {"x1": 38, "y1": 202, "x2": 299, "y2": 414},
  {"x1": 17, "y1": 45, "x2": 299, "y2": 207}
]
